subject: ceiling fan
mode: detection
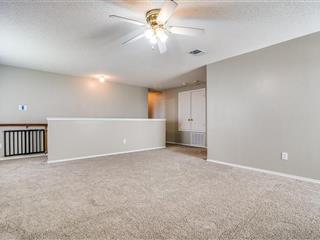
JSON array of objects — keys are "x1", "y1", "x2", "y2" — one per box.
[{"x1": 109, "y1": 0, "x2": 205, "y2": 54}]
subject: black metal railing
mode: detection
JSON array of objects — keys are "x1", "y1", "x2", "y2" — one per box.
[{"x1": 4, "y1": 129, "x2": 46, "y2": 157}]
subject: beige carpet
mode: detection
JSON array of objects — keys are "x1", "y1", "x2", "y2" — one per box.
[{"x1": 0, "y1": 145, "x2": 320, "y2": 240}]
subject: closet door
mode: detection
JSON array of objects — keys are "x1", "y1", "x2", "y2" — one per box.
[
  {"x1": 191, "y1": 89, "x2": 206, "y2": 132},
  {"x1": 178, "y1": 91, "x2": 192, "y2": 131}
]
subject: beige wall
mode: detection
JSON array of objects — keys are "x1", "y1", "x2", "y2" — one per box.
[
  {"x1": 207, "y1": 32, "x2": 320, "y2": 180},
  {"x1": 47, "y1": 118, "x2": 166, "y2": 162},
  {"x1": 163, "y1": 82, "x2": 206, "y2": 145},
  {"x1": 0, "y1": 64, "x2": 148, "y2": 123}
]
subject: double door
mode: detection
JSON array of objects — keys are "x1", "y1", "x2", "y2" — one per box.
[{"x1": 178, "y1": 88, "x2": 206, "y2": 132}]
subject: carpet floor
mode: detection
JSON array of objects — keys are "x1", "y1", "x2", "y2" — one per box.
[{"x1": 0, "y1": 145, "x2": 320, "y2": 240}]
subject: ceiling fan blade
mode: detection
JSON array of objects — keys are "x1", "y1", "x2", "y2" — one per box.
[
  {"x1": 109, "y1": 15, "x2": 145, "y2": 26},
  {"x1": 122, "y1": 32, "x2": 145, "y2": 46},
  {"x1": 157, "y1": 0, "x2": 178, "y2": 25},
  {"x1": 157, "y1": 40, "x2": 167, "y2": 54},
  {"x1": 169, "y1": 26, "x2": 205, "y2": 36}
]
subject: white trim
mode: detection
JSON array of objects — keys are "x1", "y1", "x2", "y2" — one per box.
[
  {"x1": 47, "y1": 146, "x2": 166, "y2": 164},
  {"x1": 207, "y1": 159, "x2": 320, "y2": 185},
  {"x1": 47, "y1": 117, "x2": 166, "y2": 121},
  {"x1": 0, "y1": 153, "x2": 47, "y2": 161},
  {"x1": 177, "y1": 129, "x2": 206, "y2": 133},
  {"x1": 166, "y1": 141, "x2": 207, "y2": 149}
]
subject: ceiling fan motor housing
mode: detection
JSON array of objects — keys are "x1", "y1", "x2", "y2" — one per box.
[{"x1": 146, "y1": 9, "x2": 162, "y2": 29}]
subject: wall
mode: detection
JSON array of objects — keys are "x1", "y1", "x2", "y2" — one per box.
[
  {"x1": 164, "y1": 82, "x2": 206, "y2": 146},
  {"x1": 0, "y1": 64, "x2": 148, "y2": 123},
  {"x1": 47, "y1": 118, "x2": 166, "y2": 162},
  {"x1": 0, "y1": 64, "x2": 148, "y2": 158},
  {"x1": 207, "y1": 32, "x2": 320, "y2": 180}
]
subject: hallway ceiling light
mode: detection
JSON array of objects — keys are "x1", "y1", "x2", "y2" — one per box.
[{"x1": 98, "y1": 75, "x2": 106, "y2": 83}]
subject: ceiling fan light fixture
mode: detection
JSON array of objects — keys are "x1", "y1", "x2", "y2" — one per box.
[
  {"x1": 144, "y1": 29, "x2": 153, "y2": 39},
  {"x1": 144, "y1": 29, "x2": 157, "y2": 44},
  {"x1": 150, "y1": 37, "x2": 158, "y2": 45},
  {"x1": 155, "y1": 28, "x2": 168, "y2": 43}
]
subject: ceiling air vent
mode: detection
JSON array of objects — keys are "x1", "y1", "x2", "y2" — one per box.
[{"x1": 189, "y1": 49, "x2": 206, "y2": 56}]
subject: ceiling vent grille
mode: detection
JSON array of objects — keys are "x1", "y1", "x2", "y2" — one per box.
[{"x1": 189, "y1": 49, "x2": 206, "y2": 56}]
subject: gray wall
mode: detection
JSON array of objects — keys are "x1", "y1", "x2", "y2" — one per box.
[
  {"x1": 47, "y1": 118, "x2": 165, "y2": 162},
  {"x1": 164, "y1": 82, "x2": 206, "y2": 146},
  {"x1": 0, "y1": 64, "x2": 148, "y2": 123},
  {"x1": 0, "y1": 64, "x2": 148, "y2": 158},
  {"x1": 207, "y1": 32, "x2": 320, "y2": 180}
]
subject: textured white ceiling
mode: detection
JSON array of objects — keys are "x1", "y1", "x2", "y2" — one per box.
[{"x1": 0, "y1": 1, "x2": 320, "y2": 89}]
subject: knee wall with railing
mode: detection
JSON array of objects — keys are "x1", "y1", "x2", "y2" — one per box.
[{"x1": 0, "y1": 124, "x2": 47, "y2": 158}]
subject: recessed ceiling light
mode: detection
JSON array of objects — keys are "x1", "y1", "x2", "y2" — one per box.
[{"x1": 98, "y1": 75, "x2": 106, "y2": 83}]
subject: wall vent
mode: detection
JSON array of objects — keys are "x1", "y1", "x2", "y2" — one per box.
[
  {"x1": 189, "y1": 49, "x2": 206, "y2": 56},
  {"x1": 191, "y1": 132, "x2": 206, "y2": 147}
]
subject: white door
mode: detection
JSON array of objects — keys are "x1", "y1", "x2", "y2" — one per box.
[
  {"x1": 178, "y1": 91, "x2": 191, "y2": 131},
  {"x1": 191, "y1": 89, "x2": 206, "y2": 132}
]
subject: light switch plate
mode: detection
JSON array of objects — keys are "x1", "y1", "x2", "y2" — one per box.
[{"x1": 18, "y1": 104, "x2": 28, "y2": 111}]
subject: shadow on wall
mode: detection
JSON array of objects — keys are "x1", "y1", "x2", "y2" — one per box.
[
  {"x1": 166, "y1": 120, "x2": 177, "y2": 142},
  {"x1": 167, "y1": 143, "x2": 207, "y2": 160}
]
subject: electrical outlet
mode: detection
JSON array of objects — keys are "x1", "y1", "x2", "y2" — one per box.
[
  {"x1": 123, "y1": 138, "x2": 127, "y2": 144},
  {"x1": 281, "y1": 152, "x2": 288, "y2": 160}
]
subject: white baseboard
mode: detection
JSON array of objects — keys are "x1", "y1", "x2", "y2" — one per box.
[
  {"x1": 166, "y1": 141, "x2": 207, "y2": 148},
  {"x1": 207, "y1": 159, "x2": 320, "y2": 185},
  {"x1": 47, "y1": 146, "x2": 166, "y2": 164},
  {"x1": 0, "y1": 153, "x2": 47, "y2": 161}
]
